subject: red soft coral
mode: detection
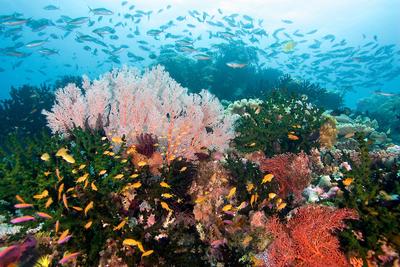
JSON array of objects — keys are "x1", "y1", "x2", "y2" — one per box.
[
  {"x1": 259, "y1": 152, "x2": 311, "y2": 202},
  {"x1": 264, "y1": 205, "x2": 357, "y2": 267}
]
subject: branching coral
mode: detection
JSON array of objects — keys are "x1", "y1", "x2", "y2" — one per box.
[
  {"x1": 257, "y1": 152, "x2": 312, "y2": 202},
  {"x1": 234, "y1": 91, "x2": 323, "y2": 156},
  {"x1": 42, "y1": 65, "x2": 237, "y2": 162},
  {"x1": 264, "y1": 205, "x2": 357, "y2": 267}
]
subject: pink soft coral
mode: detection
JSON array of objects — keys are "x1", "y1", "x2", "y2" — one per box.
[
  {"x1": 43, "y1": 66, "x2": 237, "y2": 162},
  {"x1": 264, "y1": 205, "x2": 357, "y2": 267}
]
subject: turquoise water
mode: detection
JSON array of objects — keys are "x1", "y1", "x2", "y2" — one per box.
[{"x1": 1, "y1": 0, "x2": 399, "y2": 107}]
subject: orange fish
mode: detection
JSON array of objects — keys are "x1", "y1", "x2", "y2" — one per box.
[
  {"x1": 72, "y1": 206, "x2": 83, "y2": 211},
  {"x1": 62, "y1": 194, "x2": 69, "y2": 210},
  {"x1": 15, "y1": 195, "x2": 25, "y2": 203},
  {"x1": 84, "y1": 201, "x2": 94, "y2": 216},
  {"x1": 262, "y1": 174, "x2": 274, "y2": 184},
  {"x1": 55, "y1": 220, "x2": 60, "y2": 233},
  {"x1": 343, "y1": 178, "x2": 353, "y2": 186},
  {"x1": 84, "y1": 221, "x2": 92, "y2": 229},
  {"x1": 45, "y1": 198, "x2": 53, "y2": 208},
  {"x1": 36, "y1": 212, "x2": 52, "y2": 219},
  {"x1": 34, "y1": 190, "x2": 49, "y2": 200},
  {"x1": 58, "y1": 183, "x2": 64, "y2": 200},
  {"x1": 287, "y1": 134, "x2": 299, "y2": 140},
  {"x1": 113, "y1": 219, "x2": 126, "y2": 231},
  {"x1": 160, "y1": 201, "x2": 172, "y2": 212}
]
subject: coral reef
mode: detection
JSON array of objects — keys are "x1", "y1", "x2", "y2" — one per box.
[
  {"x1": 0, "y1": 66, "x2": 398, "y2": 267},
  {"x1": 234, "y1": 91, "x2": 323, "y2": 156},
  {"x1": 357, "y1": 94, "x2": 400, "y2": 143}
]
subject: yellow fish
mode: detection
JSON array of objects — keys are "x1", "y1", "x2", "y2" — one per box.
[
  {"x1": 226, "y1": 187, "x2": 236, "y2": 199},
  {"x1": 84, "y1": 201, "x2": 94, "y2": 216},
  {"x1": 78, "y1": 164, "x2": 86, "y2": 170},
  {"x1": 246, "y1": 183, "x2": 254, "y2": 192},
  {"x1": 237, "y1": 201, "x2": 247, "y2": 210},
  {"x1": 160, "y1": 201, "x2": 172, "y2": 212},
  {"x1": 262, "y1": 174, "x2": 274, "y2": 184},
  {"x1": 34, "y1": 190, "x2": 49, "y2": 200},
  {"x1": 99, "y1": 170, "x2": 107, "y2": 175},
  {"x1": 283, "y1": 40, "x2": 296, "y2": 52},
  {"x1": 137, "y1": 161, "x2": 147, "y2": 167},
  {"x1": 40, "y1": 153, "x2": 50, "y2": 161},
  {"x1": 113, "y1": 219, "x2": 127, "y2": 231},
  {"x1": 130, "y1": 173, "x2": 139, "y2": 178},
  {"x1": 142, "y1": 250, "x2": 154, "y2": 257},
  {"x1": 111, "y1": 136, "x2": 123, "y2": 143},
  {"x1": 250, "y1": 193, "x2": 258, "y2": 207},
  {"x1": 137, "y1": 242, "x2": 145, "y2": 253},
  {"x1": 56, "y1": 147, "x2": 68, "y2": 157},
  {"x1": 91, "y1": 182, "x2": 98, "y2": 191},
  {"x1": 343, "y1": 178, "x2": 353, "y2": 186},
  {"x1": 61, "y1": 153, "x2": 75, "y2": 164},
  {"x1": 76, "y1": 173, "x2": 89, "y2": 183},
  {"x1": 248, "y1": 142, "x2": 256, "y2": 147},
  {"x1": 268, "y1": 193, "x2": 277, "y2": 199},
  {"x1": 72, "y1": 206, "x2": 83, "y2": 211},
  {"x1": 114, "y1": 173, "x2": 124, "y2": 179},
  {"x1": 84, "y1": 221, "x2": 92, "y2": 229},
  {"x1": 131, "y1": 181, "x2": 142, "y2": 189},
  {"x1": 84, "y1": 179, "x2": 89, "y2": 189},
  {"x1": 277, "y1": 202, "x2": 287, "y2": 211},
  {"x1": 160, "y1": 181, "x2": 171, "y2": 188},
  {"x1": 161, "y1": 193, "x2": 174, "y2": 199},
  {"x1": 44, "y1": 171, "x2": 52, "y2": 176},
  {"x1": 123, "y1": 239, "x2": 140, "y2": 246},
  {"x1": 222, "y1": 204, "x2": 232, "y2": 212},
  {"x1": 66, "y1": 187, "x2": 75, "y2": 193},
  {"x1": 179, "y1": 166, "x2": 187, "y2": 172},
  {"x1": 121, "y1": 159, "x2": 128, "y2": 163},
  {"x1": 195, "y1": 196, "x2": 206, "y2": 204},
  {"x1": 45, "y1": 197, "x2": 53, "y2": 208}
]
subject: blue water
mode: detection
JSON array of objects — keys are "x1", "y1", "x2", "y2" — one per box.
[{"x1": 1, "y1": 0, "x2": 399, "y2": 108}]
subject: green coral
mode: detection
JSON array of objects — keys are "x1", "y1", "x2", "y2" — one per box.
[
  {"x1": 0, "y1": 131, "x2": 56, "y2": 208},
  {"x1": 234, "y1": 91, "x2": 323, "y2": 156},
  {"x1": 337, "y1": 134, "x2": 400, "y2": 261}
]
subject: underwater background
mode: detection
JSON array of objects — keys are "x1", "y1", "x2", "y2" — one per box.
[{"x1": 0, "y1": 0, "x2": 400, "y2": 266}]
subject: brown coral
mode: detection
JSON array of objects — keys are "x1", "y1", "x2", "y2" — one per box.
[{"x1": 319, "y1": 116, "x2": 337, "y2": 148}]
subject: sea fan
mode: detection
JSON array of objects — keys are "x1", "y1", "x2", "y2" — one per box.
[
  {"x1": 264, "y1": 205, "x2": 357, "y2": 267},
  {"x1": 42, "y1": 65, "x2": 238, "y2": 162}
]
